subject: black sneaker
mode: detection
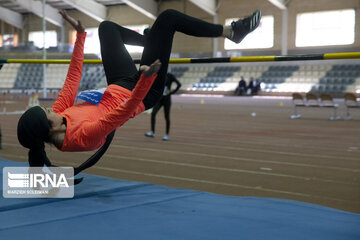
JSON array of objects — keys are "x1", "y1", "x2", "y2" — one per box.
[{"x1": 229, "y1": 10, "x2": 261, "y2": 44}]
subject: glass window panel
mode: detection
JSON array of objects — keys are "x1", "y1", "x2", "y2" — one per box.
[{"x1": 296, "y1": 9, "x2": 355, "y2": 47}]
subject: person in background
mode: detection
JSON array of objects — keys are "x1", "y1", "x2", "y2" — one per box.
[
  {"x1": 248, "y1": 77, "x2": 260, "y2": 95},
  {"x1": 235, "y1": 76, "x2": 247, "y2": 96},
  {"x1": 145, "y1": 72, "x2": 181, "y2": 141}
]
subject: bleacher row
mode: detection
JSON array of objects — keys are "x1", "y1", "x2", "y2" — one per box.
[
  {"x1": 0, "y1": 63, "x2": 359, "y2": 94},
  {"x1": 172, "y1": 64, "x2": 360, "y2": 94},
  {"x1": 0, "y1": 63, "x2": 107, "y2": 91}
]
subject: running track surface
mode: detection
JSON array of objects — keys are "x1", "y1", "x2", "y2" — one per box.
[{"x1": 0, "y1": 95, "x2": 359, "y2": 214}]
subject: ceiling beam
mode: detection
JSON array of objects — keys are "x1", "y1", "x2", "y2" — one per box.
[
  {"x1": 0, "y1": 6, "x2": 23, "y2": 29},
  {"x1": 61, "y1": 0, "x2": 107, "y2": 22},
  {"x1": 267, "y1": 0, "x2": 288, "y2": 10},
  {"x1": 122, "y1": 0, "x2": 157, "y2": 20},
  {"x1": 188, "y1": 0, "x2": 216, "y2": 16},
  {"x1": 14, "y1": 0, "x2": 62, "y2": 26}
]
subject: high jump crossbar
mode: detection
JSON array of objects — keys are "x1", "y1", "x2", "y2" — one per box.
[{"x1": 0, "y1": 52, "x2": 359, "y2": 64}]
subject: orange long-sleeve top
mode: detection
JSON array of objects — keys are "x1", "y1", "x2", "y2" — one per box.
[{"x1": 52, "y1": 32, "x2": 156, "y2": 152}]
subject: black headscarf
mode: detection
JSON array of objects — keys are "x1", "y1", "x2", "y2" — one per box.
[
  {"x1": 17, "y1": 106, "x2": 115, "y2": 184},
  {"x1": 17, "y1": 106, "x2": 51, "y2": 167}
]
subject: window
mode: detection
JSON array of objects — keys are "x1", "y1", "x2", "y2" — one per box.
[
  {"x1": 70, "y1": 24, "x2": 149, "y2": 55},
  {"x1": 0, "y1": 34, "x2": 18, "y2": 47},
  {"x1": 28, "y1": 31, "x2": 57, "y2": 48},
  {"x1": 224, "y1": 15, "x2": 274, "y2": 50},
  {"x1": 296, "y1": 9, "x2": 355, "y2": 47}
]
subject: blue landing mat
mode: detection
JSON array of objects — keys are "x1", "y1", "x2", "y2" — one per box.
[{"x1": 0, "y1": 158, "x2": 359, "y2": 240}]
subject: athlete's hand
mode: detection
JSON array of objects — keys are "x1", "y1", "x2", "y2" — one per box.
[
  {"x1": 140, "y1": 59, "x2": 161, "y2": 77},
  {"x1": 59, "y1": 10, "x2": 85, "y2": 33}
]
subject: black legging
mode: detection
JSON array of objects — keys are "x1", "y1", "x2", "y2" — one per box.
[
  {"x1": 151, "y1": 95, "x2": 171, "y2": 134},
  {"x1": 98, "y1": 9, "x2": 223, "y2": 109}
]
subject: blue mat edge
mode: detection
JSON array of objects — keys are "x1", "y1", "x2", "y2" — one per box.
[{"x1": 0, "y1": 157, "x2": 358, "y2": 216}]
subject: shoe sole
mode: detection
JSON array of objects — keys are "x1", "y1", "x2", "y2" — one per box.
[
  {"x1": 232, "y1": 10, "x2": 261, "y2": 44},
  {"x1": 249, "y1": 10, "x2": 261, "y2": 33}
]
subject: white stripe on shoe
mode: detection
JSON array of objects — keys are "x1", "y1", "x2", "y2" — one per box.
[{"x1": 250, "y1": 11, "x2": 261, "y2": 32}]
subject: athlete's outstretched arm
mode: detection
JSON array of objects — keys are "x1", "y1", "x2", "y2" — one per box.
[{"x1": 53, "y1": 11, "x2": 86, "y2": 113}]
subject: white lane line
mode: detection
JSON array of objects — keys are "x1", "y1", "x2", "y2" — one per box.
[
  {"x1": 52, "y1": 159, "x2": 311, "y2": 197},
  {"x1": 70, "y1": 163, "x2": 360, "y2": 204},
  {"x1": 2, "y1": 128, "x2": 358, "y2": 156},
  {"x1": 260, "y1": 167, "x2": 272, "y2": 171},
  {"x1": 108, "y1": 144, "x2": 360, "y2": 173},
  {"x1": 2, "y1": 153, "x2": 358, "y2": 204},
  {"x1": 3, "y1": 147, "x2": 356, "y2": 186},
  {"x1": 101, "y1": 154, "x2": 355, "y2": 185},
  {"x1": 1, "y1": 142, "x2": 359, "y2": 174},
  {"x1": 144, "y1": 139, "x2": 360, "y2": 162},
  {"x1": 3, "y1": 132, "x2": 359, "y2": 162}
]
